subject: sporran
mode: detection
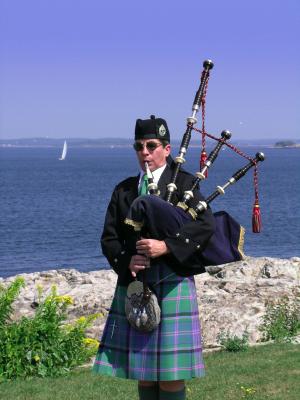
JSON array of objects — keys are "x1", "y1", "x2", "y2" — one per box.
[{"x1": 125, "y1": 280, "x2": 161, "y2": 332}]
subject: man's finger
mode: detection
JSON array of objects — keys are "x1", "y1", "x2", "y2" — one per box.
[
  {"x1": 136, "y1": 244, "x2": 149, "y2": 252},
  {"x1": 137, "y1": 249, "x2": 148, "y2": 255},
  {"x1": 133, "y1": 254, "x2": 147, "y2": 261},
  {"x1": 136, "y1": 239, "x2": 149, "y2": 246},
  {"x1": 134, "y1": 265, "x2": 146, "y2": 270}
]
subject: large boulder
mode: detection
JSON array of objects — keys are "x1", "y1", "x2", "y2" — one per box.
[{"x1": 196, "y1": 256, "x2": 300, "y2": 347}]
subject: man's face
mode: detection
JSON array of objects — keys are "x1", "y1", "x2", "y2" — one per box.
[{"x1": 134, "y1": 139, "x2": 171, "y2": 171}]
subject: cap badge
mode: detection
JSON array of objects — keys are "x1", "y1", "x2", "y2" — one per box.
[{"x1": 158, "y1": 124, "x2": 166, "y2": 136}]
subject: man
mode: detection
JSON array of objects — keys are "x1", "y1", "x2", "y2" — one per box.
[{"x1": 93, "y1": 115, "x2": 215, "y2": 400}]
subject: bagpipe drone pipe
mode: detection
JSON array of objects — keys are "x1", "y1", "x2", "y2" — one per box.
[{"x1": 124, "y1": 60, "x2": 265, "y2": 270}]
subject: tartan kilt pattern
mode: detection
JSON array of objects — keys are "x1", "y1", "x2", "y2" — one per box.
[{"x1": 92, "y1": 262, "x2": 205, "y2": 381}]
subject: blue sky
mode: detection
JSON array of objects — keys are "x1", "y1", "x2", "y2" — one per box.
[{"x1": 0, "y1": 0, "x2": 299, "y2": 140}]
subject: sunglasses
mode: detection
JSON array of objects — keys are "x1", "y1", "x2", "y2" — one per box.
[{"x1": 133, "y1": 141, "x2": 163, "y2": 152}]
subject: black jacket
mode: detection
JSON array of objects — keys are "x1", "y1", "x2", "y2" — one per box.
[{"x1": 101, "y1": 164, "x2": 215, "y2": 286}]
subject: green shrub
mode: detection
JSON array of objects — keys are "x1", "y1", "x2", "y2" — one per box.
[
  {"x1": 218, "y1": 330, "x2": 249, "y2": 352},
  {"x1": 0, "y1": 277, "x2": 25, "y2": 328},
  {"x1": 259, "y1": 296, "x2": 300, "y2": 343},
  {"x1": 0, "y1": 278, "x2": 100, "y2": 380}
]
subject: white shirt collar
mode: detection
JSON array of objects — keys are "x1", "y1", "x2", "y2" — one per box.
[{"x1": 138, "y1": 163, "x2": 167, "y2": 187}]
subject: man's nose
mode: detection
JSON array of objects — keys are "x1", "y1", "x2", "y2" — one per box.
[{"x1": 141, "y1": 145, "x2": 149, "y2": 154}]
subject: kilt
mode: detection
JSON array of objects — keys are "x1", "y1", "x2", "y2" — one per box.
[{"x1": 92, "y1": 261, "x2": 205, "y2": 381}]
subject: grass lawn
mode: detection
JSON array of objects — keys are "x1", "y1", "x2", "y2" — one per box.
[{"x1": 0, "y1": 343, "x2": 299, "y2": 400}]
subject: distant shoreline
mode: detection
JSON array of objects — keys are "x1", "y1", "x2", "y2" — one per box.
[
  {"x1": 1, "y1": 136, "x2": 299, "y2": 149},
  {"x1": 1, "y1": 136, "x2": 300, "y2": 150}
]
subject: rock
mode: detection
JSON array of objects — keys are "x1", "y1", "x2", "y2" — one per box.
[
  {"x1": 194, "y1": 256, "x2": 300, "y2": 348},
  {"x1": 205, "y1": 265, "x2": 224, "y2": 275},
  {"x1": 1, "y1": 257, "x2": 299, "y2": 350}
]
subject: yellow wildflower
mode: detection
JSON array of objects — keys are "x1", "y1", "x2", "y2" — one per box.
[
  {"x1": 51, "y1": 285, "x2": 57, "y2": 295},
  {"x1": 54, "y1": 295, "x2": 73, "y2": 305},
  {"x1": 33, "y1": 355, "x2": 40, "y2": 362},
  {"x1": 240, "y1": 385, "x2": 256, "y2": 397},
  {"x1": 61, "y1": 295, "x2": 73, "y2": 305},
  {"x1": 83, "y1": 338, "x2": 99, "y2": 347},
  {"x1": 35, "y1": 284, "x2": 43, "y2": 292}
]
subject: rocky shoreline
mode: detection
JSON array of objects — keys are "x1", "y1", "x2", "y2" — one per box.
[{"x1": 1, "y1": 256, "x2": 299, "y2": 349}]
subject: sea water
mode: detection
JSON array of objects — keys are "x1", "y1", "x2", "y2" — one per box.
[{"x1": 0, "y1": 146, "x2": 299, "y2": 278}]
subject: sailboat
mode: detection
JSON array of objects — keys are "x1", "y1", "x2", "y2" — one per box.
[{"x1": 59, "y1": 140, "x2": 67, "y2": 160}]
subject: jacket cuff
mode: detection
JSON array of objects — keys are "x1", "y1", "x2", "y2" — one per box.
[{"x1": 164, "y1": 233, "x2": 202, "y2": 264}]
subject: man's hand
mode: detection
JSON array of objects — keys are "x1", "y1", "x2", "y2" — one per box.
[
  {"x1": 136, "y1": 238, "x2": 170, "y2": 258},
  {"x1": 129, "y1": 254, "x2": 150, "y2": 278}
]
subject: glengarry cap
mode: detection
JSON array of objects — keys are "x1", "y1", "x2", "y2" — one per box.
[{"x1": 135, "y1": 115, "x2": 170, "y2": 141}]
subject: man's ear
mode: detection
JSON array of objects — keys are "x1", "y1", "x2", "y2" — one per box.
[{"x1": 165, "y1": 144, "x2": 171, "y2": 156}]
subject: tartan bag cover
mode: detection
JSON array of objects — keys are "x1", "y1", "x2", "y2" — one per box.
[{"x1": 92, "y1": 261, "x2": 205, "y2": 381}]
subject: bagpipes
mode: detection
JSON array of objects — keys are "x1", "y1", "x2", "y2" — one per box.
[{"x1": 125, "y1": 60, "x2": 265, "y2": 268}]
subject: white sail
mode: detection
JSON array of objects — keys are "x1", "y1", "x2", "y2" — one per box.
[{"x1": 59, "y1": 140, "x2": 67, "y2": 160}]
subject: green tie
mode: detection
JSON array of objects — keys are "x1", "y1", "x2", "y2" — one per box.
[{"x1": 139, "y1": 173, "x2": 148, "y2": 195}]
